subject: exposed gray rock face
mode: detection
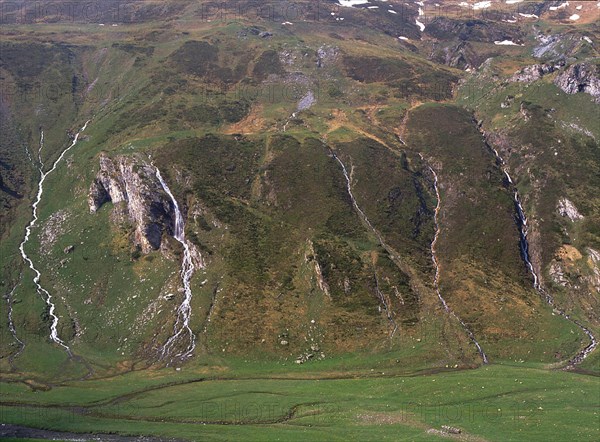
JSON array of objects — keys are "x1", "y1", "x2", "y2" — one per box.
[
  {"x1": 533, "y1": 34, "x2": 581, "y2": 60},
  {"x1": 316, "y1": 45, "x2": 339, "y2": 68},
  {"x1": 510, "y1": 64, "x2": 557, "y2": 83},
  {"x1": 89, "y1": 153, "x2": 174, "y2": 253},
  {"x1": 587, "y1": 248, "x2": 600, "y2": 294},
  {"x1": 430, "y1": 41, "x2": 479, "y2": 71},
  {"x1": 533, "y1": 34, "x2": 561, "y2": 58},
  {"x1": 557, "y1": 198, "x2": 583, "y2": 222},
  {"x1": 549, "y1": 261, "x2": 569, "y2": 287},
  {"x1": 554, "y1": 63, "x2": 600, "y2": 102}
]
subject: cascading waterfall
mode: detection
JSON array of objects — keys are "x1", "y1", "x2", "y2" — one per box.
[
  {"x1": 18, "y1": 121, "x2": 90, "y2": 354},
  {"x1": 155, "y1": 167, "x2": 197, "y2": 362},
  {"x1": 420, "y1": 154, "x2": 489, "y2": 364},
  {"x1": 484, "y1": 136, "x2": 597, "y2": 366},
  {"x1": 332, "y1": 152, "x2": 398, "y2": 337},
  {"x1": 283, "y1": 112, "x2": 296, "y2": 132}
]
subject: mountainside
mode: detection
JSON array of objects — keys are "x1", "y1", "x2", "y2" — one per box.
[{"x1": 0, "y1": 1, "x2": 599, "y2": 440}]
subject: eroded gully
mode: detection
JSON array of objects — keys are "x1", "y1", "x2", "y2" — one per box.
[{"x1": 331, "y1": 151, "x2": 399, "y2": 338}]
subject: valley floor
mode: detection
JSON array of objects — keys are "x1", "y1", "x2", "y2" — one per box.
[{"x1": 0, "y1": 362, "x2": 598, "y2": 441}]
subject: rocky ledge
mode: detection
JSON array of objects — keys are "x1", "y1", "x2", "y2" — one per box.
[{"x1": 88, "y1": 153, "x2": 173, "y2": 253}]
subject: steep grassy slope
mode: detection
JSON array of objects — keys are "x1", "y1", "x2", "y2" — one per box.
[
  {"x1": 0, "y1": 4, "x2": 476, "y2": 378},
  {"x1": 404, "y1": 104, "x2": 585, "y2": 363},
  {"x1": 455, "y1": 28, "x2": 600, "y2": 370}
]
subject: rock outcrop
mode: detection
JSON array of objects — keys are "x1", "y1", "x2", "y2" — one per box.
[
  {"x1": 316, "y1": 45, "x2": 339, "y2": 68},
  {"x1": 89, "y1": 153, "x2": 174, "y2": 253},
  {"x1": 425, "y1": 18, "x2": 523, "y2": 45},
  {"x1": 554, "y1": 63, "x2": 600, "y2": 102},
  {"x1": 587, "y1": 248, "x2": 600, "y2": 294},
  {"x1": 510, "y1": 63, "x2": 558, "y2": 83},
  {"x1": 557, "y1": 198, "x2": 583, "y2": 222}
]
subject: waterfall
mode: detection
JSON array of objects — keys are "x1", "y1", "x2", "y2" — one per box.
[
  {"x1": 38, "y1": 129, "x2": 44, "y2": 165},
  {"x1": 154, "y1": 167, "x2": 197, "y2": 362},
  {"x1": 18, "y1": 120, "x2": 90, "y2": 354}
]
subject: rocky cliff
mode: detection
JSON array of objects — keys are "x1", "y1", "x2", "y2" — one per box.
[
  {"x1": 88, "y1": 153, "x2": 174, "y2": 253},
  {"x1": 554, "y1": 62, "x2": 600, "y2": 102}
]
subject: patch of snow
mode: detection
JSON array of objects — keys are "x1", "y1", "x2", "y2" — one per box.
[
  {"x1": 398, "y1": 36, "x2": 409, "y2": 41},
  {"x1": 473, "y1": 1, "x2": 491, "y2": 9},
  {"x1": 388, "y1": 9, "x2": 397, "y2": 14},
  {"x1": 367, "y1": 5, "x2": 379, "y2": 9},
  {"x1": 550, "y1": 2, "x2": 569, "y2": 11},
  {"x1": 519, "y1": 13, "x2": 539, "y2": 18},
  {"x1": 338, "y1": 0, "x2": 370, "y2": 7},
  {"x1": 505, "y1": 0, "x2": 523, "y2": 4},
  {"x1": 494, "y1": 40, "x2": 522, "y2": 46},
  {"x1": 583, "y1": 36, "x2": 593, "y2": 44},
  {"x1": 569, "y1": 14, "x2": 580, "y2": 21},
  {"x1": 459, "y1": 1, "x2": 492, "y2": 9}
]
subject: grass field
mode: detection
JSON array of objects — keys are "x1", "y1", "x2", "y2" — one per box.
[{"x1": 0, "y1": 360, "x2": 598, "y2": 441}]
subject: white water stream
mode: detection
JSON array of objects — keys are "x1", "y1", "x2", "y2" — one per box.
[
  {"x1": 332, "y1": 152, "x2": 398, "y2": 337},
  {"x1": 487, "y1": 142, "x2": 597, "y2": 366},
  {"x1": 155, "y1": 167, "x2": 197, "y2": 362},
  {"x1": 421, "y1": 154, "x2": 488, "y2": 364},
  {"x1": 5, "y1": 273, "x2": 26, "y2": 360},
  {"x1": 18, "y1": 121, "x2": 89, "y2": 354}
]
